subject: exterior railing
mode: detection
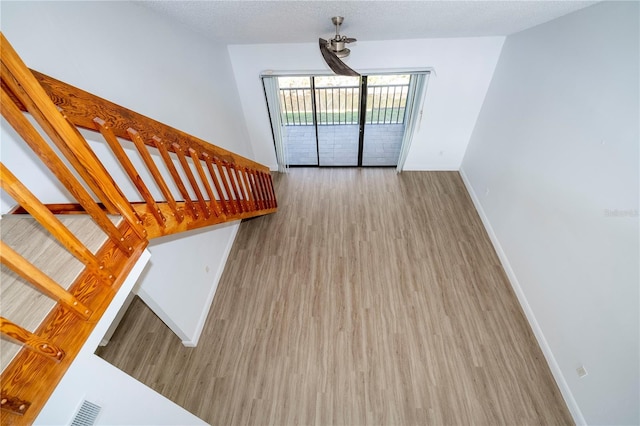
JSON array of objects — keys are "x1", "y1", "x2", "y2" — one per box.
[{"x1": 280, "y1": 83, "x2": 409, "y2": 126}]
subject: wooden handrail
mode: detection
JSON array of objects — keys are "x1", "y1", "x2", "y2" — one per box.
[
  {"x1": 11, "y1": 69, "x2": 268, "y2": 173},
  {"x1": 0, "y1": 31, "x2": 277, "y2": 425}
]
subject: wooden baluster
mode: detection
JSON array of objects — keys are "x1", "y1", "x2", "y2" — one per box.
[
  {"x1": 58, "y1": 109, "x2": 145, "y2": 236},
  {"x1": 265, "y1": 172, "x2": 276, "y2": 208},
  {"x1": 1, "y1": 60, "x2": 144, "y2": 239},
  {"x1": 0, "y1": 88, "x2": 132, "y2": 254},
  {"x1": 190, "y1": 149, "x2": 221, "y2": 217},
  {"x1": 245, "y1": 168, "x2": 262, "y2": 211},
  {"x1": 0, "y1": 317, "x2": 65, "y2": 362},
  {"x1": 238, "y1": 168, "x2": 252, "y2": 212},
  {"x1": 173, "y1": 144, "x2": 209, "y2": 219},
  {"x1": 261, "y1": 172, "x2": 273, "y2": 209},
  {"x1": 247, "y1": 169, "x2": 265, "y2": 210},
  {"x1": 226, "y1": 163, "x2": 245, "y2": 213},
  {"x1": 215, "y1": 158, "x2": 237, "y2": 214},
  {"x1": 95, "y1": 118, "x2": 165, "y2": 228},
  {"x1": 265, "y1": 172, "x2": 275, "y2": 208},
  {"x1": 237, "y1": 166, "x2": 251, "y2": 212},
  {"x1": 204, "y1": 154, "x2": 230, "y2": 215},
  {"x1": 236, "y1": 163, "x2": 252, "y2": 212},
  {"x1": 267, "y1": 172, "x2": 276, "y2": 208},
  {"x1": 244, "y1": 170, "x2": 255, "y2": 211},
  {"x1": 259, "y1": 172, "x2": 270, "y2": 209},
  {"x1": 127, "y1": 130, "x2": 183, "y2": 222},
  {"x1": 254, "y1": 171, "x2": 267, "y2": 210},
  {"x1": 240, "y1": 167, "x2": 260, "y2": 211},
  {"x1": 0, "y1": 242, "x2": 92, "y2": 320},
  {"x1": 151, "y1": 136, "x2": 197, "y2": 218},
  {"x1": 256, "y1": 171, "x2": 269, "y2": 210},
  {"x1": 54, "y1": 107, "x2": 117, "y2": 215},
  {"x1": 0, "y1": 163, "x2": 114, "y2": 283},
  {"x1": 235, "y1": 168, "x2": 250, "y2": 210}
]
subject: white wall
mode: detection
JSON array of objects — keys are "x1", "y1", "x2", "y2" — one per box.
[
  {"x1": 36, "y1": 250, "x2": 207, "y2": 426},
  {"x1": 228, "y1": 37, "x2": 504, "y2": 171},
  {"x1": 137, "y1": 221, "x2": 239, "y2": 346},
  {"x1": 0, "y1": 1, "x2": 252, "y2": 157},
  {"x1": 461, "y1": 2, "x2": 639, "y2": 425},
  {"x1": 38, "y1": 354, "x2": 207, "y2": 426},
  {"x1": 0, "y1": 1, "x2": 253, "y2": 212}
]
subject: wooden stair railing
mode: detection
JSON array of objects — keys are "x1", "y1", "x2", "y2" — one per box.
[
  {"x1": 0, "y1": 33, "x2": 277, "y2": 425},
  {"x1": 6, "y1": 68, "x2": 277, "y2": 237}
]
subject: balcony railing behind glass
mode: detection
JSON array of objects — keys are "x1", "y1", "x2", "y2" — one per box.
[{"x1": 279, "y1": 84, "x2": 409, "y2": 126}]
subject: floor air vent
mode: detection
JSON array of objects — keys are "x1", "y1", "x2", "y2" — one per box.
[{"x1": 71, "y1": 400, "x2": 101, "y2": 426}]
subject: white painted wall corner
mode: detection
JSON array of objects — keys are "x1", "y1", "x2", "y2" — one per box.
[
  {"x1": 458, "y1": 168, "x2": 586, "y2": 426},
  {"x1": 181, "y1": 222, "x2": 241, "y2": 347}
]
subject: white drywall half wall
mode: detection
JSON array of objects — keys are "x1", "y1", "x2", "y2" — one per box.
[
  {"x1": 137, "y1": 221, "x2": 240, "y2": 346},
  {"x1": 461, "y1": 2, "x2": 639, "y2": 425},
  {"x1": 228, "y1": 37, "x2": 504, "y2": 171},
  {"x1": 35, "y1": 250, "x2": 207, "y2": 425}
]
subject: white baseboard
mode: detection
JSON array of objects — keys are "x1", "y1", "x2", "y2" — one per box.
[
  {"x1": 402, "y1": 163, "x2": 459, "y2": 171},
  {"x1": 458, "y1": 168, "x2": 585, "y2": 426},
  {"x1": 181, "y1": 222, "x2": 241, "y2": 347}
]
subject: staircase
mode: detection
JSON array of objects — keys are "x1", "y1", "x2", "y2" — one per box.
[{"x1": 0, "y1": 33, "x2": 277, "y2": 424}]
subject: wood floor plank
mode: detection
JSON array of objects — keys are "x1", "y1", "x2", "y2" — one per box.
[{"x1": 97, "y1": 169, "x2": 572, "y2": 425}]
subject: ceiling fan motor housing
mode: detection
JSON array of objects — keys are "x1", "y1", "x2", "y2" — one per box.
[
  {"x1": 319, "y1": 16, "x2": 360, "y2": 76},
  {"x1": 330, "y1": 38, "x2": 350, "y2": 57},
  {"x1": 328, "y1": 16, "x2": 355, "y2": 58}
]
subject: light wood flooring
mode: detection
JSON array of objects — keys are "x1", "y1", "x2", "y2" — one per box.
[{"x1": 97, "y1": 169, "x2": 572, "y2": 425}]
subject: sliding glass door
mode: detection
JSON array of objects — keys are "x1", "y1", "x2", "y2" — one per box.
[
  {"x1": 362, "y1": 75, "x2": 410, "y2": 166},
  {"x1": 267, "y1": 72, "x2": 425, "y2": 168},
  {"x1": 278, "y1": 77, "x2": 317, "y2": 166},
  {"x1": 314, "y1": 76, "x2": 360, "y2": 166}
]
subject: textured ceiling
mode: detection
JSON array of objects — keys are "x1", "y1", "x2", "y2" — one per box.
[{"x1": 139, "y1": 1, "x2": 598, "y2": 44}]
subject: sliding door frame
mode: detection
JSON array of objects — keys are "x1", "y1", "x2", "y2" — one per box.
[
  {"x1": 264, "y1": 70, "x2": 430, "y2": 169},
  {"x1": 356, "y1": 76, "x2": 368, "y2": 167}
]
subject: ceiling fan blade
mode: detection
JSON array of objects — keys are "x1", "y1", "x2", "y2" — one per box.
[
  {"x1": 344, "y1": 38, "x2": 357, "y2": 43},
  {"x1": 319, "y1": 38, "x2": 360, "y2": 77}
]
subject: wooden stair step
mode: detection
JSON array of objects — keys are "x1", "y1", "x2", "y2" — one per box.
[{"x1": 0, "y1": 214, "x2": 121, "y2": 371}]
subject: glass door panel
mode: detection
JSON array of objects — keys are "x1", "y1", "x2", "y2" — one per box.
[
  {"x1": 314, "y1": 76, "x2": 360, "y2": 166},
  {"x1": 362, "y1": 74, "x2": 410, "y2": 166},
  {"x1": 278, "y1": 76, "x2": 317, "y2": 166}
]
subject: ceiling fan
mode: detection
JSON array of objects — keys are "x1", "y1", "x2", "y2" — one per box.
[{"x1": 319, "y1": 16, "x2": 359, "y2": 77}]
